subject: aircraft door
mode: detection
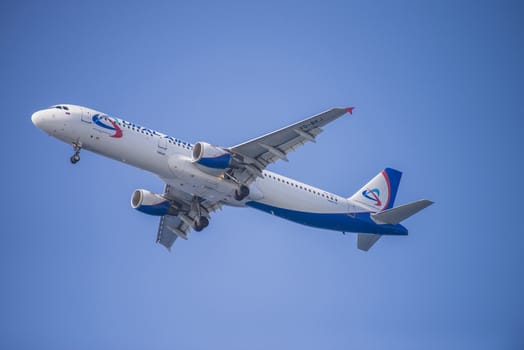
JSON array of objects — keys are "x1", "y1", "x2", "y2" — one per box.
[
  {"x1": 80, "y1": 108, "x2": 92, "y2": 123},
  {"x1": 156, "y1": 136, "x2": 167, "y2": 156},
  {"x1": 158, "y1": 136, "x2": 167, "y2": 151}
]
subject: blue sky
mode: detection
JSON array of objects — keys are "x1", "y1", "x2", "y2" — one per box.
[{"x1": 1, "y1": 0, "x2": 523, "y2": 349}]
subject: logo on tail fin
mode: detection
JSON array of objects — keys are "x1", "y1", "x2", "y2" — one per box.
[
  {"x1": 362, "y1": 188, "x2": 382, "y2": 207},
  {"x1": 349, "y1": 168, "x2": 402, "y2": 212}
]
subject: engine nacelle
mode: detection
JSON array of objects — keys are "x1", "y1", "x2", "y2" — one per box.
[
  {"x1": 131, "y1": 189, "x2": 178, "y2": 216},
  {"x1": 192, "y1": 142, "x2": 232, "y2": 174}
]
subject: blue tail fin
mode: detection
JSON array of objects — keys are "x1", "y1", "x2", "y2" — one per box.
[{"x1": 349, "y1": 168, "x2": 402, "y2": 212}]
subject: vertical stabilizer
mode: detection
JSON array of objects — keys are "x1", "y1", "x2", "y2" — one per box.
[{"x1": 349, "y1": 168, "x2": 402, "y2": 212}]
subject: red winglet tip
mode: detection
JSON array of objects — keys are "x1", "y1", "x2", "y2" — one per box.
[{"x1": 345, "y1": 107, "x2": 355, "y2": 115}]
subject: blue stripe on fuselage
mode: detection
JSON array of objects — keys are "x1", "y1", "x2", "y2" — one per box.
[{"x1": 245, "y1": 201, "x2": 408, "y2": 235}]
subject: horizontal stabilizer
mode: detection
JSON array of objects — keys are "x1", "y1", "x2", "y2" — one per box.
[
  {"x1": 357, "y1": 234, "x2": 382, "y2": 251},
  {"x1": 371, "y1": 199, "x2": 433, "y2": 225}
]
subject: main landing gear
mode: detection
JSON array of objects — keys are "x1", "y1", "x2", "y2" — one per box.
[
  {"x1": 194, "y1": 216, "x2": 209, "y2": 232},
  {"x1": 191, "y1": 196, "x2": 210, "y2": 232},
  {"x1": 234, "y1": 184, "x2": 250, "y2": 201},
  {"x1": 70, "y1": 143, "x2": 81, "y2": 164}
]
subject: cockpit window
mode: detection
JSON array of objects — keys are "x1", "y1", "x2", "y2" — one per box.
[{"x1": 51, "y1": 105, "x2": 69, "y2": 110}]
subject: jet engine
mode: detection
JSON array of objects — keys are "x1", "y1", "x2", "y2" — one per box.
[
  {"x1": 131, "y1": 189, "x2": 178, "y2": 216},
  {"x1": 192, "y1": 141, "x2": 232, "y2": 174}
]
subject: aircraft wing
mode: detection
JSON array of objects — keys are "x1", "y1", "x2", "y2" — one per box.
[
  {"x1": 156, "y1": 214, "x2": 186, "y2": 249},
  {"x1": 228, "y1": 107, "x2": 353, "y2": 184},
  {"x1": 156, "y1": 184, "x2": 222, "y2": 250}
]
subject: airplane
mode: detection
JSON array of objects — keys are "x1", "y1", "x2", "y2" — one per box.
[{"x1": 31, "y1": 104, "x2": 432, "y2": 251}]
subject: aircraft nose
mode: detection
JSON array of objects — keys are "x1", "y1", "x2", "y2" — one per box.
[
  {"x1": 31, "y1": 109, "x2": 54, "y2": 133},
  {"x1": 31, "y1": 110, "x2": 43, "y2": 128}
]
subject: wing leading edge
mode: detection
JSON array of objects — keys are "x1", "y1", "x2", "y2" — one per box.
[{"x1": 228, "y1": 107, "x2": 354, "y2": 185}]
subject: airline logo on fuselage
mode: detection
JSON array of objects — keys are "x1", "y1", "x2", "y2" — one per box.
[
  {"x1": 92, "y1": 114, "x2": 123, "y2": 138},
  {"x1": 91, "y1": 113, "x2": 192, "y2": 147}
]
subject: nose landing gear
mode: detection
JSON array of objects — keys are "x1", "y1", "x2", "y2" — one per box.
[{"x1": 70, "y1": 143, "x2": 81, "y2": 164}]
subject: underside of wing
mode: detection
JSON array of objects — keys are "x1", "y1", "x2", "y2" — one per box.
[
  {"x1": 156, "y1": 184, "x2": 222, "y2": 251},
  {"x1": 156, "y1": 214, "x2": 187, "y2": 250},
  {"x1": 228, "y1": 107, "x2": 353, "y2": 185}
]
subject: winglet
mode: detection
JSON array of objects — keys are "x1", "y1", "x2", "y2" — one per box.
[{"x1": 345, "y1": 107, "x2": 355, "y2": 115}]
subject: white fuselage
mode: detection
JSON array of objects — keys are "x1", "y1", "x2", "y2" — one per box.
[{"x1": 32, "y1": 103, "x2": 429, "y2": 252}]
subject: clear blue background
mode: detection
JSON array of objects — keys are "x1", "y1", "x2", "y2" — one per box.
[{"x1": 1, "y1": 0, "x2": 523, "y2": 349}]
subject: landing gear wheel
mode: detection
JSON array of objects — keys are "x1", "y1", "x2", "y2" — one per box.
[
  {"x1": 194, "y1": 216, "x2": 209, "y2": 232},
  {"x1": 234, "y1": 185, "x2": 250, "y2": 201},
  {"x1": 70, "y1": 155, "x2": 80, "y2": 164},
  {"x1": 70, "y1": 142, "x2": 81, "y2": 165}
]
